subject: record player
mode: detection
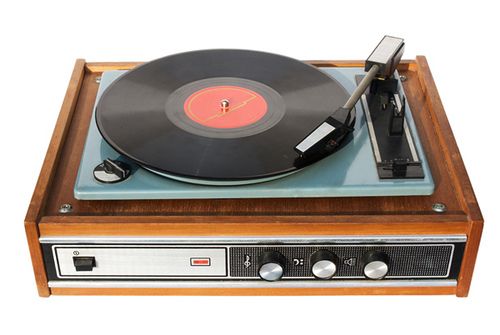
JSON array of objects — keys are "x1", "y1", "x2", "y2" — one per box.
[{"x1": 25, "y1": 36, "x2": 483, "y2": 297}]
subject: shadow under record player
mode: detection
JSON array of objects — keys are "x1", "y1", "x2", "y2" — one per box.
[{"x1": 25, "y1": 36, "x2": 483, "y2": 297}]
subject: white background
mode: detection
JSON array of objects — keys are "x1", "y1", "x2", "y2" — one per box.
[{"x1": 1, "y1": 0, "x2": 498, "y2": 334}]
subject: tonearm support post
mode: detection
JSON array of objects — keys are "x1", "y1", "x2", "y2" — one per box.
[{"x1": 294, "y1": 36, "x2": 405, "y2": 159}]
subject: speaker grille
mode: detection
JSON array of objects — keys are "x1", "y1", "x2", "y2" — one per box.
[{"x1": 230, "y1": 244, "x2": 454, "y2": 279}]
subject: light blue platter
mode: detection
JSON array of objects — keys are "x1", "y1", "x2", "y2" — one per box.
[{"x1": 74, "y1": 68, "x2": 434, "y2": 200}]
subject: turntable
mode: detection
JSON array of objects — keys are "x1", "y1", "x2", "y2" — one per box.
[{"x1": 25, "y1": 36, "x2": 483, "y2": 297}]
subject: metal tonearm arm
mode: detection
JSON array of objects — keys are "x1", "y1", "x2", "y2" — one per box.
[{"x1": 294, "y1": 35, "x2": 405, "y2": 158}]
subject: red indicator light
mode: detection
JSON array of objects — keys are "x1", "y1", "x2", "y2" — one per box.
[{"x1": 190, "y1": 258, "x2": 211, "y2": 266}]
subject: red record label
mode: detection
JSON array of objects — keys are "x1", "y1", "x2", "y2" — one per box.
[{"x1": 184, "y1": 85, "x2": 268, "y2": 129}]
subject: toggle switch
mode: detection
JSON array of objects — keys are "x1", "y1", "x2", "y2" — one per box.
[{"x1": 73, "y1": 256, "x2": 96, "y2": 271}]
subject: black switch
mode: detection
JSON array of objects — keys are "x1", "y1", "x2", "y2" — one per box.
[{"x1": 73, "y1": 256, "x2": 96, "y2": 271}]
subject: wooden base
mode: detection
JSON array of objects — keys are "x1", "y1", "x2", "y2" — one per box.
[{"x1": 25, "y1": 57, "x2": 483, "y2": 297}]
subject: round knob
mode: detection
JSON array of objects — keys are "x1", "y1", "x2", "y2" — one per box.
[
  {"x1": 310, "y1": 250, "x2": 339, "y2": 279},
  {"x1": 258, "y1": 251, "x2": 286, "y2": 282},
  {"x1": 362, "y1": 251, "x2": 389, "y2": 280}
]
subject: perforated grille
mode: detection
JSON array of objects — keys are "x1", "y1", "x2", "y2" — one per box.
[{"x1": 229, "y1": 244, "x2": 454, "y2": 279}]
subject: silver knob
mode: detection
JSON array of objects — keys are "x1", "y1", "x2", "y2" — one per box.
[
  {"x1": 259, "y1": 262, "x2": 284, "y2": 282},
  {"x1": 364, "y1": 261, "x2": 389, "y2": 279},
  {"x1": 310, "y1": 250, "x2": 339, "y2": 279},
  {"x1": 362, "y1": 251, "x2": 389, "y2": 280},
  {"x1": 312, "y1": 260, "x2": 337, "y2": 279},
  {"x1": 258, "y1": 251, "x2": 286, "y2": 282}
]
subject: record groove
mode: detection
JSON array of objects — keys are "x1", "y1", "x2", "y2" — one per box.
[{"x1": 95, "y1": 49, "x2": 350, "y2": 183}]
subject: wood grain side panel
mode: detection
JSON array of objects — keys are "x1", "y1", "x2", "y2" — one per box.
[
  {"x1": 85, "y1": 62, "x2": 143, "y2": 72},
  {"x1": 43, "y1": 70, "x2": 100, "y2": 216},
  {"x1": 50, "y1": 286, "x2": 456, "y2": 296},
  {"x1": 40, "y1": 214, "x2": 470, "y2": 224},
  {"x1": 25, "y1": 223, "x2": 49, "y2": 297},
  {"x1": 457, "y1": 220, "x2": 483, "y2": 297},
  {"x1": 415, "y1": 56, "x2": 482, "y2": 221},
  {"x1": 24, "y1": 59, "x2": 86, "y2": 297},
  {"x1": 25, "y1": 59, "x2": 86, "y2": 224},
  {"x1": 39, "y1": 218, "x2": 469, "y2": 237}
]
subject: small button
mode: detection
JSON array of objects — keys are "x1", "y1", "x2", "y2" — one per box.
[{"x1": 73, "y1": 256, "x2": 96, "y2": 271}]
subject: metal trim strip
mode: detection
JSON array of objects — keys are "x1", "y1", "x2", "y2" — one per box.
[
  {"x1": 40, "y1": 235, "x2": 467, "y2": 244},
  {"x1": 48, "y1": 279, "x2": 457, "y2": 289}
]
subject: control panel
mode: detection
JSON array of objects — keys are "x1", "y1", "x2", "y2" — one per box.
[{"x1": 41, "y1": 236, "x2": 465, "y2": 286}]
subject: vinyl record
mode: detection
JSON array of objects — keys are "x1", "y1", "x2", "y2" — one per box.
[{"x1": 95, "y1": 49, "x2": 350, "y2": 184}]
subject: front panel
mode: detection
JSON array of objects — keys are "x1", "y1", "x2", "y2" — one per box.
[{"x1": 41, "y1": 236, "x2": 466, "y2": 289}]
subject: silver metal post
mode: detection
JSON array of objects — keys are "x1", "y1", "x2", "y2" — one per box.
[{"x1": 343, "y1": 64, "x2": 380, "y2": 110}]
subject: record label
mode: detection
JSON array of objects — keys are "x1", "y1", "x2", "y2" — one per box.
[
  {"x1": 164, "y1": 77, "x2": 285, "y2": 139},
  {"x1": 183, "y1": 85, "x2": 268, "y2": 129}
]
